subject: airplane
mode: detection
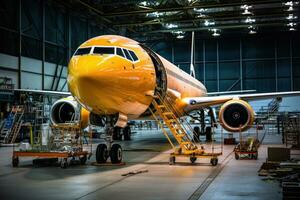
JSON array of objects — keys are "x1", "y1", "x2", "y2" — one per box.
[{"x1": 11, "y1": 35, "x2": 300, "y2": 164}]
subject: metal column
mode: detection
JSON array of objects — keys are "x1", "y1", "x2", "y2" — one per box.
[
  {"x1": 274, "y1": 40, "x2": 278, "y2": 92},
  {"x1": 290, "y1": 38, "x2": 293, "y2": 91},
  {"x1": 239, "y1": 39, "x2": 243, "y2": 90},
  {"x1": 217, "y1": 40, "x2": 220, "y2": 92},
  {"x1": 42, "y1": 0, "x2": 45, "y2": 90},
  {"x1": 203, "y1": 40, "x2": 206, "y2": 84},
  {"x1": 18, "y1": 0, "x2": 22, "y2": 89}
]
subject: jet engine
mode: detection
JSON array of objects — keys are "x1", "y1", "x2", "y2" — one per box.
[
  {"x1": 218, "y1": 99, "x2": 254, "y2": 132},
  {"x1": 50, "y1": 96, "x2": 89, "y2": 128}
]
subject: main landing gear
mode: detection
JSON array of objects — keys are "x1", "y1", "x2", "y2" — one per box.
[{"x1": 94, "y1": 115, "x2": 129, "y2": 164}]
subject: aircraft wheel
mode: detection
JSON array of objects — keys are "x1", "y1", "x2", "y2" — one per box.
[
  {"x1": 169, "y1": 156, "x2": 176, "y2": 165},
  {"x1": 210, "y1": 158, "x2": 218, "y2": 166},
  {"x1": 96, "y1": 144, "x2": 108, "y2": 163},
  {"x1": 61, "y1": 158, "x2": 68, "y2": 169},
  {"x1": 80, "y1": 155, "x2": 87, "y2": 165},
  {"x1": 123, "y1": 126, "x2": 131, "y2": 141},
  {"x1": 235, "y1": 152, "x2": 239, "y2": 160},
  {"x1": 190, "y1": 157, "x2": 197, "y2": 164},
  {"x1": 110, "y1": 144, "x2": 122, "y2": 164},
  {"x1": 12, "y1": 157, "x2": 19, "y2": 167}
]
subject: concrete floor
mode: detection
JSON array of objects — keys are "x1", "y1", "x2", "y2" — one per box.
[{"x1": 0, "y1": 128, "x2": 282, "y2": 200}]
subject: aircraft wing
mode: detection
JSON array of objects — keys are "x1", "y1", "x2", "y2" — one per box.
[
  {"x1": 8, "y1": 89, "x2": 71, "y2": 96},
  {"x1": 181, "y1": 91, "x2": 300, "y2": 112}
]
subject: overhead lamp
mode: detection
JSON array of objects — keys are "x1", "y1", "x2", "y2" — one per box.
[
  {"x1": 245, "y1": 17, "x2": 256, "y2": 23},
  {"x1": 165, "y1": 23, "x2": 178, "y2": 29},
  {"x1": 209, "y1": 28, "x2": 220, "y2": 37},
  {"x1": 138, "y1": 1, "x2": 159, "y2": 7},
  {"x1": 176, "y1": 35, "x2": 185, "y2": 39},
  {"x1": 146, "y1": 11, "x2": 163, "y2": 18},
  {"x1": 204, "y1": 20, "x2": 215, "y2": 26},
  {"x1": 287, "y1": 22, "x2": 296, "y2": 27},
  {"x1": 193, "y1": 8, "x2": 207, "y2": 13},
  {"x1": 241, "y1": 5, "x2": 253, "y2": 15},
  {"x1": 287, "y1": 14, "x2": 298, "y2": 20},
  {"x1": 248, "y1": 25, "x2": 257, "y2": 34}
]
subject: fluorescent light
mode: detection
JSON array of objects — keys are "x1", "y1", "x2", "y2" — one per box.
[
  {"x1": 209, "y1": 28, "x2": 220, "y2": 37},
  {"x1": 287, "y1": 22, "x2": 296, "y2": 27},
  {"x1": 287, "y1": 14, "x2": 298, "y2": 20},
  {"x1": 176, "y1": 35, "x2": 185, "y2": 39},
  {"x1": 289, "y1": 27, "x2": 296, "y2": 31},
  {"x1": 204, "y1": 20, "x2": 215, "y2": 26},
  {"x1": 193, "y1": 8, "x2": 207, "y2": 13},
  {"x1": 245, "y1": 17, "x2": 255, "y2": 23},
  {"x1": 146, "y1": 11, "x2": 163, "y2": 17},
  {"x1": 165, "y1": 23, "x2": 178, "y2": 29},
  {"x1": 249, "y1": 30, "x2": 257, "y2": 34}
]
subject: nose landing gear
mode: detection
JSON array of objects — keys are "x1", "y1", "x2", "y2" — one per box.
[{"x1": 94, "y1": 115, "x2": 127, "y2": 164}]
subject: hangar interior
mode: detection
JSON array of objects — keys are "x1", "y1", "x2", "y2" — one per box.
[{"x1": 0, "y1": 0, "x2": 300, "y2": 200}]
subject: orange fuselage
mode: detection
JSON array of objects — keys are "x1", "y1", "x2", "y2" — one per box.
[{"x1": 68, "y1": 35, "x2": 207, "y2": 119}]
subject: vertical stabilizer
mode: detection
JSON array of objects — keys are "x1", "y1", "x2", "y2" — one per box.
[{"x1": 190, "y1": 31, "x2": 196, "y2": 78}]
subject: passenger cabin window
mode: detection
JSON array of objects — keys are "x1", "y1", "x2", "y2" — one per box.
[
  {"x1": 117, "y1": 48, "x2": 125, "y2": 58},
  {"x1": 74, "y1": 47, "x2": 91, "y2": 56},
  {"x1": 128, "y1": 50, "x2": 138, "y2": 61},
  {"x1": 123, "y1": 49, "x2": 133, "y2": 61},
  {"x1": 93, "y1": 47, "x2": 115, "y2": 55}
]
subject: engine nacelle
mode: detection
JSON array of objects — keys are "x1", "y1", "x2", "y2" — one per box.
[
  {"x1": 218, "y1": 99, "x2": 255, "y2": 132},
  {"x1": 50, "y1": 96, "x2": 89, "y2": 128}
]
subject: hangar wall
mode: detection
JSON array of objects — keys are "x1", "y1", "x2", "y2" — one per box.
[
  {"x1": 0, "y1": 0, "x2": 299, "y2": 93},
  {"x1": 152, "y1": 34, "x2": 300, "y2": 93}
]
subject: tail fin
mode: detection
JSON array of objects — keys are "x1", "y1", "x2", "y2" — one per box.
[{"x1": 190, "y1": 31, "x2": 196, "y2": 78}]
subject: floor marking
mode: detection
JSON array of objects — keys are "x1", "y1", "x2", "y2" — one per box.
[{"x1": 188, "y1": 152, "x2": 233, "y2": 200}]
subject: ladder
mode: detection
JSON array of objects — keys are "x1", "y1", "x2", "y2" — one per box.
[
  {"x1": 149, "y1": 92, "x2": 222, "y2": 165},
  {"x1": 149, "y1": 93, "x2": 204, "y2": 155},
  {"x1": 0, "y1": 106, "x2": 24, "y2": 144}
]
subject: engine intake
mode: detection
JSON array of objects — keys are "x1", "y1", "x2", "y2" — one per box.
[
  {"x1": 218, "y1": 99, "x2": 254, "y2": 132},
  {"x1": 50, "y1": 96, "x2": 89, "y2": 128}
]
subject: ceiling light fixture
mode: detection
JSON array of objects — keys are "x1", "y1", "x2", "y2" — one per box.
[
  {"x1": 165, "y1": 23, "x2": 178, "y2": 29},
  {"x1": 209, "y1": 28, "x2": 220, "y2": 37},
  {"x1": 245, "y1": 17, "x2": 256, "y2": 23},
  {"x1": 241, "y1": 5, "x2": 253, "y2": 15},
  {"x1": 204, "y1": 20, "x2": 215, "y2": 26}
]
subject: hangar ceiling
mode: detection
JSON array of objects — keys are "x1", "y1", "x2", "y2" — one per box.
[{"x1": 57, "y1": 0, "x2": 299, "y2": 40}]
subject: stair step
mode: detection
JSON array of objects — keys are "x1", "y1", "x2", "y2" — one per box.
[
  {"x1": 181, "y1": 142, "x2": 192, "y2": 145},
  {"x1": 167, "y1": 119, "x2": 176, "y2": 123},
  {"x1": 175, "y1": 134, "x2": 186, "y2": 138},
  {"x1": 162, "y1": 112, "x2": 173, "y2": 116},
  {"x1": 157, "y1": 105, "x2": 166, "y2": 109}
]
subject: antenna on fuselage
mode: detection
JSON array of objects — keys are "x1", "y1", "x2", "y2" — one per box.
[{"x1": 190, "y1": 31, "x2": 196, "y2": 78}]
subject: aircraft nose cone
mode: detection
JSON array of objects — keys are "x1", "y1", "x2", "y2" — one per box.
[{"x1": 67, "y1": 55, "x2": 121, "y2": 113}]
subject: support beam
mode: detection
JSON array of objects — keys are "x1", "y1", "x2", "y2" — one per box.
[
  {"x1": 42, "y1": 0, "x2": 45, "y2": 90},
  {"x1": 18, "y1": 0, "x2": 22, "y2": 89},
  {"x1": 239, "y1": 38, "x2": 243, "y2": 90}
]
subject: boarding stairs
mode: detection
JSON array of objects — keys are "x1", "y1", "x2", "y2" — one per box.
[
  {"x1": 0, "y1": 106, "x2": 24, "y2": 144},
  {"x1": 149, "y1": 93, "x2": 221, "y2": 165}
]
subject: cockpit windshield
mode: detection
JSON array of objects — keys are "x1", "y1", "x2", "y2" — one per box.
[
  {"x1": 74, "y1": 47, "x2": 91, "y2": 56},
  {"x1": 93, "y1": 47, "x2": 115, "y2": 55}
]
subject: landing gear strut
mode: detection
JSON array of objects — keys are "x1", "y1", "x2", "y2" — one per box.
[{"x1": 95, "y1": 115, "x2": 123, "y2": 164}]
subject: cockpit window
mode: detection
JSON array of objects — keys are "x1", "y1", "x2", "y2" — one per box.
[
  {"x1": 128, "y1": 50, "x2": 138, "y2": 61},
  {"x1": 117, "y1": 48, "x2": 125, "y2": 58},
  {"x1": 74, "y1": 47, "x2": 91, "y2": 56},
  {"x1": 93, "y1": 47, "x2": 115, "y2": 55},
  {"x1": 123, "y1": 49, "x2": 133, "y2": 61}
]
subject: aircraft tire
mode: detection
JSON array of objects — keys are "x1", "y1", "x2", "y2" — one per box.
[
  {"x1": 110, "y1": 144, "x2": 122, "y2": 164},
  {"x1": 96, "y1": 144, "x2": 108, "y2": 163}
]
